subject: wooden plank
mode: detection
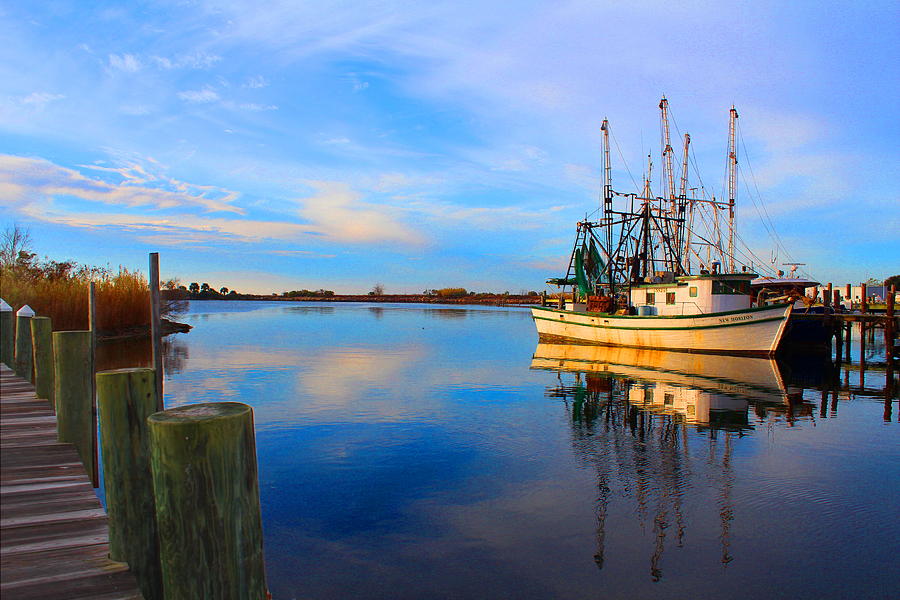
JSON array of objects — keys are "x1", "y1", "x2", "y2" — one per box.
[{"x1": 0, "y1": 365, "x2": 143, "y2": 598}]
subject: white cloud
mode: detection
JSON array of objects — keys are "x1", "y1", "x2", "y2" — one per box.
[
  {"x1": 178, "y1": 88, "x2": 220, "y2": 103},
  {"x1": 19, "y1": 92, "x2": 65, "y2": 107},
  {"x1": 243, "y1": 75, "x2": 269, "y2": 89},
  {"x1": 108, "y1": 53, "x2": 141, "y2": 72},
  {"x1": 297, "y1": 181, "x2": 424, "y2": 245},
  {"x1": 0, "y1": 154, "x2": 243, "y2": 214},
  {"x1": 152, "y1": 52, "x2": 221, "y2": 70}
]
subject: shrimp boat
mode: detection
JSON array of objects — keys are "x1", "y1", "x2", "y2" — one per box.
[{"x1": 534, "y1": 99, "x2": 792, "y2": 357}]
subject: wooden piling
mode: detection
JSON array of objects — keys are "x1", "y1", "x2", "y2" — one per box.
[
  {"x1": 886, "y1": 285, "x2": 895, "y2": 365},
  {"x1": 52, "y1": 330, "x2": 96, "y2": 483},
  {"x1": 833, "y1": 289, "x2": 841, "y2": 308},
  {"x1": 824, "y1": 282, "x2": 832, "y2": 307},
  {"x1": 845, "y1": 283, "x2": 851, "y2": 303},
  {"x1": 148, "y1": 402, "x2": 268, "y2": 600},
  {"x1": 30, "y1": 316, "x2": 54, "y2": 407},
  {"x1": 14, "y1": 306, "x2": 35, "y2": 381},
  {"x1": 96, "y1": 367, "x2": 163, "y2": 600},
  {"x1": 149, "y1": 252, "x2": 164, "y2": 412},
  {"x1": 861, "y1": 283, "x2": 867, "y2": 313},
  {"x1": 0, "y1": 299, "x2": 12, "y2": 368}
]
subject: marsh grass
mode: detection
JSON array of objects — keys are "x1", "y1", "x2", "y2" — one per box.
[{"x1": 1, "y1": 266, "x2": 172, "y2": 332}]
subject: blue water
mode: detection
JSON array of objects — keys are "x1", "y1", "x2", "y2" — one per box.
[{"x1": 100, "y1": 301, "x2": 899, "y2": 599}]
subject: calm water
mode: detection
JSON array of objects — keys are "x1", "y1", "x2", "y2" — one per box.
[{"x1": 99, "y1": 301, "x2": 899, "y2": 599}]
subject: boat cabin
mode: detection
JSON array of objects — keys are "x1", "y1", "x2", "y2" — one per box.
[{"x1": 629, "y1": 274, "x2": 756, "y2": 316}]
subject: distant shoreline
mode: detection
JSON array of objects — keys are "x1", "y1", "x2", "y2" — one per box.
[{"x1": 186, "y1": 294, "x2": 543, "y2": 306}]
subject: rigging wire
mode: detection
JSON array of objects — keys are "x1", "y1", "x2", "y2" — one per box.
[{"x1": 609, "y1": 127, "x2": 641, "y2": 194}]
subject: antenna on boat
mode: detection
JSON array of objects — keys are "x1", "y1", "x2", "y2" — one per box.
[{"x1": 727, "y1": 106, "x2": 739, "y2": 273}]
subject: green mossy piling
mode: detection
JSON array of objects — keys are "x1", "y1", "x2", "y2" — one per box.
[
  {"x1": 53, "y1": 330, "x2": 94, "y2": 477},
  {"x1": 14, "y1": 314, "x2": 34, "y2": 381},
  {"x1": 96, "y1": 368, "x2": 162, "y2": 600},
  {"x1": 148, "y1": 402, "x2": 268, "y2": 600},
  {"x1": 0, "y1": 307, "x2": 13, "y2": 368},
  {"x1": 30, "y1": 316, "x2": 54, "y2": 406}
]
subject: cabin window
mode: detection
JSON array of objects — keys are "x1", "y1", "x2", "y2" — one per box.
[
  {"x1": 664, "y1": 393, "x2": 674, "y2": 406},
  {"x1": 666, "y1": 292, "x2": 676, "y2": 305},
  {"x1": 689, "y1": 286, "x2": 698, "y2": 297},
  {"x1": 645, "y1": 292, "x2": 655, "y2": 304},
  {"x1": 643, "y1": 388, "x2": 653, "y2": 404},
  {"x1": 712, "y1": 280, "x2": 751, "y2": 295}
]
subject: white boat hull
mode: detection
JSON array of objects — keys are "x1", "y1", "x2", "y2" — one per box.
[{"x1": 531, "y1": 303, "x2": 792, "y2": 356}]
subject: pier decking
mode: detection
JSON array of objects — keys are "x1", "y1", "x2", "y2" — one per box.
[{"x1": 0, "y1": 365, "x2": 142, "y2": 599}]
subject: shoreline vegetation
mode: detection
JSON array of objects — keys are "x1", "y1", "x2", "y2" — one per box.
[{"x1": 1, "y1": 226, "x2": 190, "y2": 340}]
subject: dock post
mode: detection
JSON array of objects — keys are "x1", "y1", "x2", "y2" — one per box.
[
  {"x1": 30, "y1": 316, "x2": 54, "y2": 407},
  {"x1": 53, "y1": 330, "x2": 96, "y2": 482},
  {"x1": 886, "y1": 285, "x2": 895, "y2": 366},
  {"x1": 149, "y1": 252, "x2": 164, "y2": 412},
  {"x1": 824, "y1": 283, "x2": 832, "y2": 308},
  {"x1": 96, "y1": 368, "x2": 162, "y2": 600},
  {"x1": 148, "y1": 402, "x2": 268, "y2": 600},
  {"x1": 0, "y1": 299, "x2": 12, "y2": 368},
  {"x1": 834, "y1": 317, "x2": 843, "y2": 363},
  {"x1": 861, "y1": 283, "x2": 867, "y2": 313},
  {"x1": 14, "y1": 305, "x2": 35, "y2": 381}
]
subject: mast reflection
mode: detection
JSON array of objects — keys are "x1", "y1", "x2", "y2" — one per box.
[{"x1": 531, "y1": 343, "x2": 815, "y2": 581}]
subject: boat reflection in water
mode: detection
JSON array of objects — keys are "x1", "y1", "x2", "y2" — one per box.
[
  {"x1": 532, "y1": 343, "x2": 815, "y2": 430},
  {"x1": 530, "y1": 343, "x2": 816, "y2": 581}
]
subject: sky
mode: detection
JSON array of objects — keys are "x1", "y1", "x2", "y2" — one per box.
[{"x1": 1, "y1": 0, "x2": 897, "y2": 294}]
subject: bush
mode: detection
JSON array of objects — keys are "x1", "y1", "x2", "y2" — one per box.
[{"x1": 435, "y1": 288, "x2": 468, "y2": 298}]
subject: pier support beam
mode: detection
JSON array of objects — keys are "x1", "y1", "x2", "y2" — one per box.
[
  {"x1": 53, "y1": 331, "x2": 95, "y2": 481},
  {"x1": 14, "y1": 306, "x2": 35, "y2": 381},
  {"x1": 148, "y1": 402, "x2": 268, "y2": 600},
  {"x1": 30, "y1": 316, "x2": 54, "y2": 406},
  {"x1": 96, "y1": 368, "x2": 162, "y2": 600},
  {"x1": 0, "y1": 300, "x2": 12, "y2": 368}
]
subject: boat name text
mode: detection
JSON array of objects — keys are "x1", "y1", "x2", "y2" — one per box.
[{"x1": 718, "y1": 314, "x2": 754, "y2": 323}]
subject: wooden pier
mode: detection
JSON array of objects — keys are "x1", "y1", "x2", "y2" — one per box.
[{"x1": 0, "y1": 364, "x2": 142, "y2": 599}]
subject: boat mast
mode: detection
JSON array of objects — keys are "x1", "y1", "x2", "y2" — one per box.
[
  {"x1": 727, "y1": 106, "x2": 738, "y2": 273},
  {"x1": 642, "y1": 154, "x2": 652, "y2": 280},
  {"x1": 679, "y1": 133, "x2": 692, "y2": 272},
  {"x1": 601, "y1": 118, "x2": 614, "y2": 293},
  {"x1": 659, "y1": 97, "x2": 676, "y2": 210}
]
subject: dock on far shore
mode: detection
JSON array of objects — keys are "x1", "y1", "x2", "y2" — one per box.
[{"x1": 0, "y1": 364, "x2": 143, "y2": 600}]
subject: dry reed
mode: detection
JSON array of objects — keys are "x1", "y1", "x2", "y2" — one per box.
[{"x1": 0, "y1": 267, "x2": 153, "y2": 332}]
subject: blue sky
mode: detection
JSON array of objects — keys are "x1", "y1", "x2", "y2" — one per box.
[{"x1": 1, "y1": 1, "x2": 897, "y2": 293}]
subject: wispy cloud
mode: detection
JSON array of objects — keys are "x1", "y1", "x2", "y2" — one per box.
[
  {"x1": 152, "y1": 52, "x2": 221, "y2": 70},
  {"x1": 177, "y1": 88, "x2": 220, "y2": 103},
  {"x1": 0, "y1": 155, "x2": 243, "y2": 214},
  {"x1": 20, "y1": 92, "x2": 66, "y2": 106},
  {"x1": 243, "y1": 75, "x2": 269, "y2": 89},
  {"x1": 108, "y1": 53, "x2": 141, "y2": 72},
  {"x1": 297, "y1": 181, "x2": 424, "y2": 245}
]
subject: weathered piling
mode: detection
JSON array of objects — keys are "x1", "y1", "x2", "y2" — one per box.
[
  {"x1": 96, "y1": 368, "x2": 162, "y2": 600},
  {"x1": 824, "y1": 283, "x2": 832, "y2": 307},
  {"x1": 886, "y1": 285, "x2": 895, "y2": 364},
  {"x1": 149, "y1": 253, "x2": 164, "y2": 411},
  {"x1": 30, "y1": 316, "x2": 54, "y2": 406},
  {"x1": 0, "y1": 299, "x2": 12, "y2": 368},
  {"x1": 148, "y1": 402, "x2": 268, "y2": 600},
  {"x1": 53, "y1": 330, "x2": 95, "y2": 480},
  {"x1": 861, "y1": 282, "x2": 868, "y2": 313},
  {"x1": 14, "y1": 305, "x2": 35, "y2": 381}
]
